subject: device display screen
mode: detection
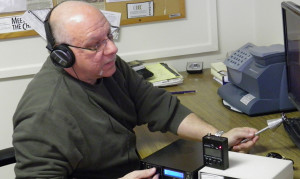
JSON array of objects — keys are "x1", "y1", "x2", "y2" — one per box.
[
  {"x1": 163, "y1": 169, "x2": 184, "y2": 179},
  {"x1": 204, "y1": 147, "x2": 221, "y2": 158}
]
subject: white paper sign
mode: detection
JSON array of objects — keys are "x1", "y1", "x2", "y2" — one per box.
[
  {"x1": 22, "y1": 9, "x2": 50, "y2": 39},
  {"x1": 127, "y1": 1, "x2": 154, "y2": 19},
  {"x1": 101, "y1": 10, "x2": 121, "y2": 39},
  {"x1": 0, "y1": 15, "x2": 33, "y2": 34},
  {"x1": 101, "y1": 10, "x2": 121, "y2": 28}
]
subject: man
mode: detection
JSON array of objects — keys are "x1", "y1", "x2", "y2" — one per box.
[{"x1": 12, "y1": 1, "x2": 259, "y2": 179}]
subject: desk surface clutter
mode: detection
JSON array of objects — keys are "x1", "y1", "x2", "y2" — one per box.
[
  {"x1": 134, "y1": 69, "x2": 300, "y2": 179},
  {"x1": 145, "y1": 63, "x2": 183, "y2": 87}
]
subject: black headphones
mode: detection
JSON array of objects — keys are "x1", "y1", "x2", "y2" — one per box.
[{"x1": 44, "y1": 5, "x2": 75, "y2": 68}]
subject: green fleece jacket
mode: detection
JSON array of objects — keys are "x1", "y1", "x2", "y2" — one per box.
[{"x1": 12, "y1": 56, "x2": 191, "y2": 178}]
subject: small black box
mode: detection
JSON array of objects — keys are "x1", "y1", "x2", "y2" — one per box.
[
  {"x1": 203, "y1": 134, "x2": 229, "y2": 170},
  {"x1": 140, "y1": 139, "x2": 204, "y2": 179}
]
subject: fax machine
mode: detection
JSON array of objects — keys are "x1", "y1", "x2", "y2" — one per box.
[{"x1": 218, "y1": 43, "x2": 295, "y2": 116}]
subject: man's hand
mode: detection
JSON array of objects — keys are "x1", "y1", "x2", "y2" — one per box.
[
  {"x1": 223, "y1": 127, "x2": 259, "y2": 153},
  {"x1": 119, "y1": 168, "x2": 159, "y2": 179}
]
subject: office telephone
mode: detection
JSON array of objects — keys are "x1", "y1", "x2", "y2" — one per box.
[
  {"x1": 224, "y1": 43, "x2": 254, "y2": 71},
  {"x1": 218, "y1": 43, "x2": 295, "y2": 115}
]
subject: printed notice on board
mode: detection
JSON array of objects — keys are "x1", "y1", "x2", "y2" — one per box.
[
  {"x1": 127, "y1": 1, "x2": 154, "y2": 19},
  {"x1": 0, "y1": 15, "x2": 33, "y2": 34},
  {"x1": 101, "y1": 10, "x2": 121, "y2": 39},
  {"x1": 22, "y1": 9, "x2": 50, "y2": 39}
]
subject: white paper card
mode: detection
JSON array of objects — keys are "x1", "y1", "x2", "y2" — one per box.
[
  {"x1": 101, "y1": 10, "x2": 121, "y2": 39},
  {"x1": 22, "y1": 9, "x2": 50, "y2": 39},
  {"x1": 127, "y1": 1, "x2": 154, "y2": 19},
  {"x1": 101, "y1": 10, "x2": 121, "y2": 28}
]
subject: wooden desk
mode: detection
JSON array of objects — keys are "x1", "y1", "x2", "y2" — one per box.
[{"x1": 134, "y1": 69, "x2": 300, "y2": 178}]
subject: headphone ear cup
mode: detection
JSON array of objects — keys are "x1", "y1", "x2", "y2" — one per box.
[{"x1": 50, "y1": 44, "x2": 75, "y2": 68}]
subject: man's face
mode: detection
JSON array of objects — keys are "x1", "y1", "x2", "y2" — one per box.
[{"x1": 67, "y1": 12, "x2": 118, "y2": 82}]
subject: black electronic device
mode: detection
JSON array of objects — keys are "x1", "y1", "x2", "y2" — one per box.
[
  {"x1": 186, "y1": 62, "x2": 203, "y2": 74},
  {"x1": 202, "y1": 134, "x2": 229, "y2": 170},
  {"x1": 44, "y1": 5, "x2": 76, "y2": 68},
  {"x1": 140, "y1": 139, "x2": 204, "y2": 179},
  {"x1": 281, "y1": 1, "x2": 300, "y2": 149}
]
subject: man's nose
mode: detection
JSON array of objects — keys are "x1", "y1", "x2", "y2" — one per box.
[{"x1": 103, "y1": 40, "x2": 118, "y2": 55}]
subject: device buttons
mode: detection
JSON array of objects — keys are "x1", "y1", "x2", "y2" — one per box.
[{"x1": 204, "y1": 156, "x2": 223, "y2": 166}]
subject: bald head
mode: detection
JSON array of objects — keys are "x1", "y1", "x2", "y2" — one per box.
[{"x1": 49, "y1": 1, "x2": 107, "y2": 45}]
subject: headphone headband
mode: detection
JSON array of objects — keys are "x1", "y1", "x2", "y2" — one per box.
[
  {"x1": 44, "y1": 6, "x2": 57, "y2": 51},
  {"x1": 44, "y1": 4, "x2": 75, "y2": 68}
]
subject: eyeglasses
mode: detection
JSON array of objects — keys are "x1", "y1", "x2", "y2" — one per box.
[
  {"x1": 266, "y1": 152, "x2": 294, "y2": 165},
  {"x1": 66, "y1": 33, "x2": 114, "y2": 52}
]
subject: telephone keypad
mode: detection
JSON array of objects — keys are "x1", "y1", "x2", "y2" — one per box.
[{"x1": 224, "y1": 43, "x2": 255, "y2": 71}]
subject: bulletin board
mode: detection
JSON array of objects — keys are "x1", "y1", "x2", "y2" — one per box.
[
  {"x1": 0, "y1": 0, "x2": 56, "y2": 40},
  {"x1": 105, "y1": 0, "x2": 185, "y2": 25}
]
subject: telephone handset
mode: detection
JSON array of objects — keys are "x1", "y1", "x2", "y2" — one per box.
[{"x1": 224, "y1": 43, "x2": 285, "y2": 72}]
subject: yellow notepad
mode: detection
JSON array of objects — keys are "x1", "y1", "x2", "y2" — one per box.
[{"x1": 145, "y1": 63, "x2": 181, "y2": 83}]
